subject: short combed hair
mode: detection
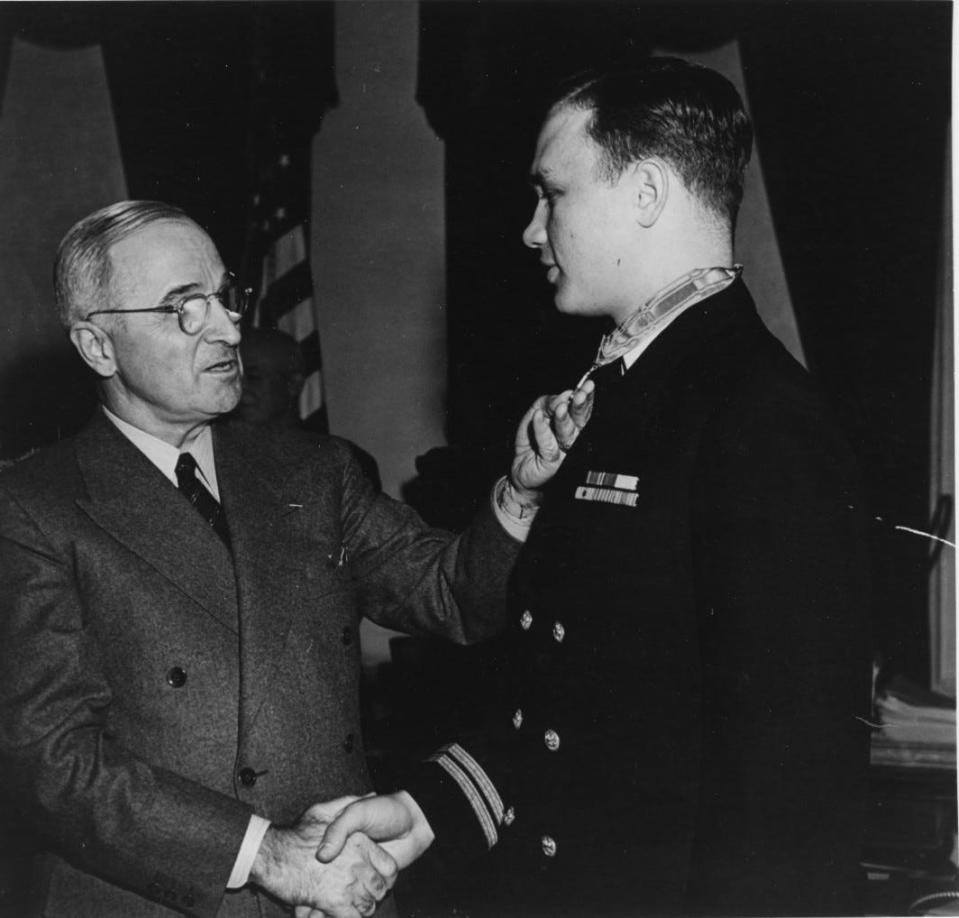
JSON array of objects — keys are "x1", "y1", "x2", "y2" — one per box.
[
  {"x1": 54, "y1": 200, "x2": 191, "y2": 328},
  {"x1": 553, "y1": 57, "x2": 753, "y2": 226}
]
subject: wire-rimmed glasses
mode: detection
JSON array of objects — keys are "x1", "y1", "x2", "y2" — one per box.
[{"x1": 84, "y1": 273, "x2": 252, "y2": 335}]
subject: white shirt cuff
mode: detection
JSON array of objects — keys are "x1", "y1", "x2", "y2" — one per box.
[
  {"x1": 226, "y1": 814, "x2": 272, "y2": 889},
  {"x1": 491, "y1": 477, "x2": 539, "y2": 542}
]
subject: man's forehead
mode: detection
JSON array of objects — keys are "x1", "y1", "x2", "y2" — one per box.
[
  {"x1": 108, "y1": 219, "x2": 224, "y2": 292},
  {"x1": 531, "y1": 105, "x2": 596, "y2": 177}
]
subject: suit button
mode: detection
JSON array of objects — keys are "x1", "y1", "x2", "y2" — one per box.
[
  {"x1": 512, "y1": 708, "x2": 523, "y2": 730},
  {"x1": 541, "y1": 835, "x2": 557, "y2": 857},
  {"x1": 503, "y1": 805, "x2": 515, "y2": 826},
  {"x1": 238, "y1": 767, "x2": 258, "y2": 787},
  {"x1": 552, "y1": 622, "x2": 565, "y2": 643},
  {"x1": 519, "y1": 610, "x2": 533, "y2": 631},
  {"x1": 343, "y1": 732, "x2": 355, "y2": 753},
  {"x1": 341, "y1": 626, "x2": 353, "y2": 646},
  {"x1": 166, "y1": 667, "x2": 187, "y2": 688},
  {"x1": 544, "y1": 729, "x2": 560, "y2": 751}
]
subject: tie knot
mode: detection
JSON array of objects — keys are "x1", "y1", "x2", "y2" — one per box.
[{"x1": 175, "y1": 452, "x2": 198, "y2": 484}]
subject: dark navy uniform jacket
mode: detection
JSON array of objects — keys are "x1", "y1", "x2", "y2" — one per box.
[{"x1": 407, "y1": 279, "x2": 872, "y2": 917}]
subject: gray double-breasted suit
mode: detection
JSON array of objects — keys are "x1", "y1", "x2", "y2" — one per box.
[{"x1": 0, "y1": 412, "x2": 517, "y2": 917}]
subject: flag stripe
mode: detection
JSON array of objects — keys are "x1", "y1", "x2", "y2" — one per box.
[
  {"x1": 261, "y1": 260, "x2": 314, "y2": 319},
  {"x1": 298, "y1": 329, "x2": 323, "y2": 377}
]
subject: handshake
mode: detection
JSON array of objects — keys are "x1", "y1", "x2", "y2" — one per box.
[{"x1": 249, "y1": 791, "x2": 433, "y2": 918}]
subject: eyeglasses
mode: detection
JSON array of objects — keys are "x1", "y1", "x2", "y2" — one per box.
[{"x1": 84, "y1": 273, "x2": 253, "y2": 336}]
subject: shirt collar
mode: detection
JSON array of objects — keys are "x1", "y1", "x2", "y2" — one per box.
[{"x1": 101, "y1": 406, "x2": 219, "y2": 498}]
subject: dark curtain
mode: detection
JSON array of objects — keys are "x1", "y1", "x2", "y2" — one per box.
[
  {"x1": 739, "y1": 2, "x2": 951, "y2": 682},
  {"x1": 0, "y1": 2, "x2": 336, "y2": 273}
]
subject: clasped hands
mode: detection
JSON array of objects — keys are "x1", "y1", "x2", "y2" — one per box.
[
  {"x1": 254, "y1": 791, "x2": 433, "y2": 918},
  {"x1": 249, "y1": 795, "x2": 405, "y2": 918}
]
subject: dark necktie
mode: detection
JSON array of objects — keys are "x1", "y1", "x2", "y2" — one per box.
[{"x1": 175, "y1": 452, "x2": 231, "y2": 548}]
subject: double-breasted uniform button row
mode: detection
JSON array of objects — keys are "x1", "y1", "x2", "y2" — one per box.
[
  {"x1": 518, "y1": 610, "x2": 566, "y2": 643},
  {"x1": 497, "y1": 804, "x2": 556, "y2": 859},
  {"x1": 511, "y1": 710, "x2": 561, "y2": 751}
]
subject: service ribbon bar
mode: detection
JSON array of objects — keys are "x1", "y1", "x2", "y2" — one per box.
[
  {"x1": 575, "y1": 486, "x2": 639, "y2": 508},
  {"x1": 585, "y1": 470, "x2": 639, "y2": 491}
]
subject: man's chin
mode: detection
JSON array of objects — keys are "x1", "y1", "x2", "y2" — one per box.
[{"x1": 553, "y1": 289, "x2": 586, "y2": 316}]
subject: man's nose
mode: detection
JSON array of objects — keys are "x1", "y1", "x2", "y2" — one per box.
[
  {"x1": 522, "y1": 200, "x2": 547, "y2": 249},
  {"x1": 206, "y1": 299, "x2": 242, "y2": 345}
]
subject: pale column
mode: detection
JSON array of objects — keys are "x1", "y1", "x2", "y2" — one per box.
[{"x1": 313, "y1": 1, "x2": 447, "y2": 665}]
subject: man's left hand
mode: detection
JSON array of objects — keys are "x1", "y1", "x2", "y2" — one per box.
[{"x1": 511, "y1": 378, "x2": 595, "y2": 493}]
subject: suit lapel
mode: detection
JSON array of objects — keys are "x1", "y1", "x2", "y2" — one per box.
[
  {"x1": 74, "y1": 412, "x2": 239, "y2": 634},
  {"x1": 214, "y1": 426, "x2": 300, "y2": 731}
]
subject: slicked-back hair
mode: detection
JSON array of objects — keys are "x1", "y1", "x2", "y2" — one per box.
[
  {"x1": 553, "y1": 57, "x2": 753, "y2": 226},
  {"x1": 54, "y1": 200, "x2": 191, "y2": 328}
]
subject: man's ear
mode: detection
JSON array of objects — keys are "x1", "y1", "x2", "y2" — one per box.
[
  {"x1": 69, "y1": 322, "x2": 118, "y2": 379},
  {"x1": 631, "y1": 158, "x2": 669, "y2": 228}
]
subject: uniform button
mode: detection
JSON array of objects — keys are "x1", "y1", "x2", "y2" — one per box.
[
  {"x1": 343, "y1": 732, "x2": 355, "y2": 753},
  {"x1": 552, "y1": 621, "x2": 565, "y2": 643},
  {"x1": 541, "y1": 835, "x2": 557, "y2": 857},
  {"x1": 238, "y1": 767, "x2": 258, "y2": 787},
  {"x1": 503, "y1": 806, "x2": 515, "y2": 826},
  {"x1": 512, "y1": 708, "x2": 523, "y2": 730},
  {"x1": 341, "y1": 626, "x2": 353, "y2": 646},
  {"x1": 166, "y1": 667, "x2": 187, "y2": 688},
  {"x1": 519, "y1": 610, "x2": 533, "y2": 631},
  {"x1": 544, "y1": 728, "x2": 560, "y2": 751}
]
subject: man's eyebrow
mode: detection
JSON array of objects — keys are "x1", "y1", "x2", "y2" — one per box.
[
  {"x1": 159, "y1": 274, "x2": 230, "y2": 302},
  {"x1": 158, "y1": 282, "x2": 201, "y2": 302}
]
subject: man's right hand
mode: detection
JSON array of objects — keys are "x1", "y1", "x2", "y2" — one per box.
[
  {"x1": 316, "y1": 791, "x2": 435, "y2": 872},
  {"x1": 250, "y1": 800, "x2": 398, "y2": 918}
]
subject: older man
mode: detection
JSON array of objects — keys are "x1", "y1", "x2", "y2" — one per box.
[
  {"x1": 0, "y1": 201, "x2": 591, "y2": 918},
  {"x1": 319, "y1": 58, "x2": 872, "y2": 917}
]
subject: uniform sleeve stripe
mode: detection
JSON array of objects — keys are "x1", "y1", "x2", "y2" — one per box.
[
  {"x1": 431, "y1": 754, "x2": 499, "y2": 849},
  {"x1": 443, "y1": 743, "x2": 504, "y2": 822}
]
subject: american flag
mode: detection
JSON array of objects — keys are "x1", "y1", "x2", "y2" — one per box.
[{"x1": 242, "y1": 5, "x2": 337, "y2": 433}]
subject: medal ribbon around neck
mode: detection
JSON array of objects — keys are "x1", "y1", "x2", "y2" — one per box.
[{"x1": 582, "y1": 265, "x2": 742, "y2": 381}]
